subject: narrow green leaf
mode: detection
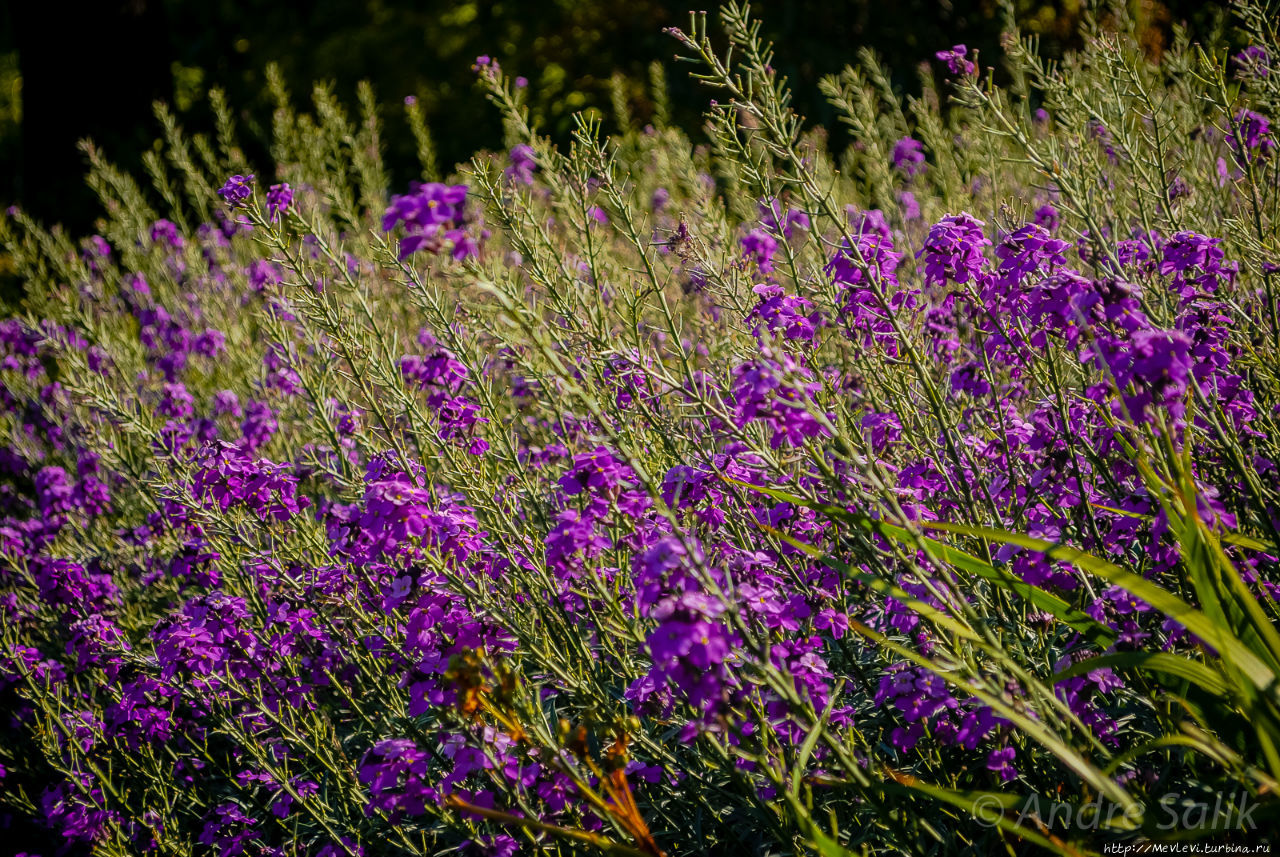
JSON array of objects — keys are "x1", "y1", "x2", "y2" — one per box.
[
  {"x1": 726, "y1": 478, "x2": 1117, "y2": 648},
  {"x1": 918, "y1": 520, "x2": 1280, "y2": 702},
  {"x1": 1052, "y1": 651, "x2": 1230, "y2": 697},
  {"x1": 881, "y1": 775, "x2": 1096, "y2": 855}
]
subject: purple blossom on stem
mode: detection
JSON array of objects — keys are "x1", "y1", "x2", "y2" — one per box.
[
  {"x1": 747, "y1": 283, "x2": 820, "y2": 344},
  {"x1": 266, "y1": 183, "x2": 293, "y2": 221},
  {"x1": 741, "y1": 228, "x2": 779, "y2": 273},
  {"x1": 731, "y1": 353, "x2": 832, "y2": 449},
  {"x1": 892, "y1": 137, "x2": 926, "y2": 177},
  {"x1": 383, "y1": 182, "x2": 476, "y2": 261},
  {"x1": 758, "y1": 197, "x2": 810, "y2": 238},
  {"x1": 1229, "y1": 110, "x2": 1275, "y2": 163},
  {"x1": 505, "y1": 144, "x2": 537, "y2": 185},
  {"x1": 827, "y1": 219, "x2": 912, "y2": 356},
  {"x1": 918, "y1": 213, "x2": 990, "y2": 287},
  {"x1": 216, "y1": 174, "x2": 255, "y2": 208},
  {"x1": 1233, "y1": 46, "x2": 1270, "y2": 78},
  {"x1": 359, "y1": 739, "x2": 434, "y2": 821},
  {"x1": 935, "y1": 44, "x2": 975, "y2": 75}
]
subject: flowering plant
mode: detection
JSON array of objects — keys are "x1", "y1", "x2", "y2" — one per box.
[{"x1": 2, "y1": 3, "x2": 1280, "y2": 855}]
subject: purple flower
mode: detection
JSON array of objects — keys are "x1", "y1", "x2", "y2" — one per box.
[
  {"x1": 83, "y1": 235, "x2": 111, "y2": 259},
  {"x1": 558, "y1": 446, "x2": 633, "y2": 498},
  {"x1": 731, "y1": 354, "x2": 832, "y2": 449},
  {"x1": 1126, "y1": 329, "x2": 1194, "y2": 391},
  {"x1": 892, "y1": 137, "x2": 926, "y2": 178},
  {"x1": 949, "y1": 361, "x2": 991, "y2": 397},
  {"x1": 240, "y1": 400, "x2": 277, "y2": 452},
  {"x1": 639, "y1": 590, "x2": 735, "y2": 716},
  {"x1": 158, "y1": 382, "x2": 196, "y2": 420},
  {"x1": 150, "y1": 219, "x2": 184, "y2": 249},
  {"x1": 741, "y1": 228, "x2": 779, "y2": 273},
  {"x1": 1101, "y1": 328, "x2": 1195, "y2": 425},
  {"x1": 359, "y1": 739, "x2": 434, "y2": 820},
  {"x1": 747, "y1": 283, "x2": 819, "y2": 343},
  {"x1": 1233, "y1": 45, "x2": 1269, "y2": 78},
  {"x1": 759, "y1": 197, "x2": 810, "y2": 238},
  {"x1": 194, "y1": 329, "x2": 226, "y2": 357},
  {"x1": 827, "y1": 218, "x2": 911, "y2": 356},
  {"x1": 545, "y1": 508, "x2": 612, "y2": 570},
  {"x1": 935, "y1": 44, "x2": 975, "y2": 76},
  {"x1": 266, "y1": 182, "x2": 293, "y2": 221},
  {"x1": 845, "y1": 206, "x2": 890, "y2": 239},
  {"x1": 1160, "y1": 231, "x2": 1231, "y2": 301},
  {"x1": 463, "y1": 834, "x2": 520, "y2": 857},
  {"x1": 216, "y1": 174, "x2": 255, "y2": 208},
  {"x1": 247, "y1": 260, "x2": 282, "y2": 292},
  {"x1": 993, "y1": 223, "x2": 1069, "y2": 286},
  {"x1": 505, "y1": 144, "x2": 537, "y2": 185},
  {"x1": 898, "y1": 190, "x2": 920, "y2": 221},
  {"x1": 1229, "y1": 109, "x2": 1275, "y2": 163},
  {"x1": 861, "y1": 411, "x2": 902, "y2": 452},
  {"x1": 383, "y1": 182, "x2": 475, "y2": 260},
  {"x1": 33, "y1": 558, "x2": 119, "y2": 616},
  {"x1": 191, "y1": 441, "x2": 307, "y2": 522},
  {"x1": 647, "y1": 603, "x2": 730, "y2": 671},
  {"x1": 212, "y1": 389, "x2": 242, "y2": 419},
  {"x1": 357, "y1": 475, "x2": 436, "y2": 559},
  {"x1": 918, "y1": 213, "x2": 990, "y2": 287},
  {"x1": 40, "y1": 776, "x2": 114, "y2": 844},
  {"x1": 1160, "y1": 232, "x2": 1222, "y2": 276},
  {"x1": 987, "y1": 746, "x2": 1018, "y2": 782},
  {"x1": 400, "y1": 348, "x2": 468, "y2": 394},
  {"x1": 875, "y1": 664, "x2": 959, "y2": 729}
]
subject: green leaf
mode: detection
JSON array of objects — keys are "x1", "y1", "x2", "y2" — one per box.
[
  {"x1": 917, "y1": 520, "x2": 1280, "y2": 703},
  {"x1": 725, "y1": 478, "x2": 1117, "y2": 648},
  {"x1": 1052, "y1": 651, "x2": 1230, "y2": 697},
  {"x1": 881, "y1": 775, "x2": 1098, "y2": 855}
]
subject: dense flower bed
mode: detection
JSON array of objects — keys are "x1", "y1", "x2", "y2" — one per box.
[{"x1": 2, "y1": 3, "x2": 1280, "y2": 854}]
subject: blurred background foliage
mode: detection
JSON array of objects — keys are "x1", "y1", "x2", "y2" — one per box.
[{"x1": 0, "y1": 0, "x2": 1229, "y2": 232}]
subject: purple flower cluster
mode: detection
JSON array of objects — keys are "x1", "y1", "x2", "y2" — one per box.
[
  {"x1": 741, "y1": 228, "x2": 779, "y2": 273},
  {"x1": 918, "y1": 212, "x2": 990, "y2": 286},
  {"x1": 266, "y1": 182, "x2": 293, "y2": 221},
  {"x1": 505, "y1": 144, "x2": 537, "y2": 185},
  {"x1": 1233, "y1": 45, "x2": 1270, "y2": 78},
  {"x1": 217, "y1": 174, "x2": 255, "y2": 208},
  {"x1": 1228, "y1": 109, "x2": 1275, "y2": 163},
  {"x1": 892, "y1": 137, "x2": 926, "y2": 178},
  {"x1": 400, "y1": 335, "x2": 489, "y2": 454},
  {"x1": 731, "y1": 353, "x2": 833, "y2": 448},
  {"x1": 190, "y1": 441, "x2": 308, "y2": 522},
  {"x1": 826, "y1": 211, "x2": 912, "y2": 356},
  {"x1": 759, "y1": 196, "x2": 810, "y2": 238},
  {"x1": 382, "y1": 182, "x2": 479, "y2": 261}
]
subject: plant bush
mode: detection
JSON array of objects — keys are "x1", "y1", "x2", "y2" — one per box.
[{"x1": 2, "y1": 2, "x2": 1280, "y2": 854}]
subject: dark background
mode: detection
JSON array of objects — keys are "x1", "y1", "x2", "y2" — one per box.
[{"x1": 0, "y1": 0, "x2": 1225, "y2": 231}]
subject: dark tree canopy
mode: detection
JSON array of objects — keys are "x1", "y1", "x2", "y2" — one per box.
[{"x1": 2, "y1": 0, "x2": 1225, "y2": 231}]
